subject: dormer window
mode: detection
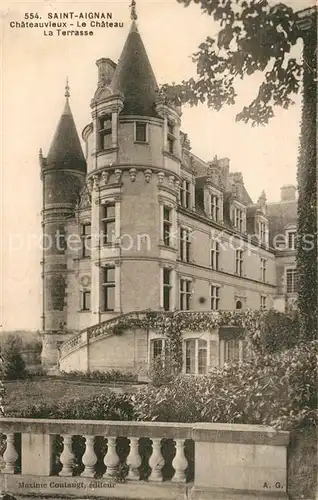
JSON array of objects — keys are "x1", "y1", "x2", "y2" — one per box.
[
  {"x1": 167, "y1": 121, "x2": 175, "y2": 154},
  {"x1": 135, "y1": 122, "x2": 147, "y2": 143},
  {"x1": 286, "y1": 229, "x2": 297, "y2": 250},
  {"x1": 210, "y1": 194, "x2": 220, "y2": 221},
  {"x1": 232, "y1": 205, "x2": 245, "y2": 232},
  {"x1": 98, "y1": 114, "x2": 112, "y2": 150}
]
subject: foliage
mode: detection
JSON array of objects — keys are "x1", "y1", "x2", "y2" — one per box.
[
  {"x1": 157, "y1": 0, "x2": 312, "y2": 125},
  {"x1": 296, "y1": 20, "x2": 317, "y2": 341},
  {"x1": 0, "y1": 335, "x2": 27, "y2": 380},
  {"x1": 252, "y1": 309, "x2": 300, "y2": 354},
  {"x1": 60, "y1": 369, "x2": 137, "y2": 383},
  {"x1": 7, "y1": 391, "x2": 134, "y2": 420},
  {"x1": 132, "y1": 340, "x2": 317, "y2": 431},
  {"x1": 148, "y1": 357, "x2": 175, "y2": 387}
]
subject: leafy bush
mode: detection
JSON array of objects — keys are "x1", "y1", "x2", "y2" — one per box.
[
  {"x1": 0, "y1": 336, "x2": 27, "y2": 380},
  {"x1": 132, "y1": 341, "x2": 317, "y2": 431},
  {"x1": 251, "y1": 309, "x2": 300, "y2": 355},
  {"x1": 7, "y1": 391, "x2": 134, "y2": 420},
  {"x1": 148, "y1": 357, "x2": 175, "y2": 387},
  {"x1": 59, "y1": 369, "x2": 137, "y2": 383}
]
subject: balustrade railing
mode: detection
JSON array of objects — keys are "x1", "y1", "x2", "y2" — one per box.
[{"x1": 0, "y1": 418, "x2": 290, "y2": 499}]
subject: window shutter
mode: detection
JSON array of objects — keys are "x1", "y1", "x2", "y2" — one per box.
[{"x1": 210, "y1": 340, "x2": 219, "y2": 368}]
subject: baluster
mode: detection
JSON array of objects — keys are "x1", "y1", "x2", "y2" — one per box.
[
  {"x1": 127, "y1": 437, "x2": 141, "y2": 480},
  {"x1": 103, "y1": 437, "x2": 119, "y2": 477},
  {"x1": 3, "y1": 434, "x2": 18, "y2": 474},
  {"x1": 81, "y1": 436, "x2": 97, "y2": 478},
  {"x1": 59, "y1": 435, "x2": 75, "y2": 477},
  {"x1": 148, "y1": 438, "x2": 164, "y2": 482},
  {"x1": 172, "y1": 439, "x2": 188, "y2": 482}
]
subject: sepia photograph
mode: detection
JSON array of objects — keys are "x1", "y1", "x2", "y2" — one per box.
[{"x1": 0, "y1": 0, "x2": 317, "y2": 499}]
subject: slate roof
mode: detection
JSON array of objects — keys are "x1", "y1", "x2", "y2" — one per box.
[
  {"x1": 46, "y1": 100, "x2": 86, "y2": 173},
  {"x1": 267, "y1": 200, "x2": 297, "y2": 245},
  {"x1": 111, "y1": 22, "x2": 159, "y2": 117}
]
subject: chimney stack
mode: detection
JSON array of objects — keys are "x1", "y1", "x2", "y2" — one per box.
[
  {"x1": 96, "y1": 58, "x2": 117, "y2": 86},
  {"x1": 280, "y1": 185, "x2": 297, "y2": 202}
]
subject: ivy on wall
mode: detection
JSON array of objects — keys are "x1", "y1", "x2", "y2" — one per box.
[{"x1": 112, "y1": 310, "x2": 265, "y2": 372}]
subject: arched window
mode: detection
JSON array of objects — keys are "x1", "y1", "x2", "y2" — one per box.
[{"x1": 236, "y1": 300, "x2": 242, "y2": 310}]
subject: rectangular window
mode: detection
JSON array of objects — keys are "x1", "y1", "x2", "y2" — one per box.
[
  {"x1": 81, "y1": 290, "x2": 91, "y2": 311},
  {"x1": 135, "y1": 122, "x2": 147, "y2": 142},
  {"x1": 81, "y1": 223, "x2": 91, "y2": 258},
  {"x1": 185, "y1": 339, "x2": 196, "y2": 374},
  {"x1": 99, "y1": 114, "x2": 112, "y2": 150},
  {"x1": 102, "y1": 266, "x2": 115, "y2": 311},
  {"x1": 224, "y1": 338, "x2": 240, "y2": 362},
  {"x1": 198, "y1": 339, "x2": 208, "y2": 374},
  {"x1": 167, "y1": 121, "x2": 175, "y2": 154},
  {"x1": 260, "y1": 295, "x2": 267, "y2": 310},
  {"x1": 163, "y1": 268, "x2": 171, "y2": 311},
  {"x1": 286, "y1": 268, "x2": 298, "y2": 294},
  {"x1": 101, "y1": 203, "x2": 115, "y2": 245},
  {"x1": 259, "y1": 221, "x2": 267, "y2": 243},
  {"x1": 234, "y1": 207, "x2": 244, "y2": 232},
  {"x1": 163, "y1": 206, "x2": 172, "y2": 246},
  {"x1": 210, "y1": 285, "x2": 220, "y2": 310},
  {"x1": 260, "y1": 258, "x2": 266, "y2": 282},
  {"x1": 210, "y1": 241, "x2": 220, "y2": 270},
  {"x1": 180, "y1": 279, "x2": 192, "y2": 310},
  {"x1": 287, "y1": 231, "x2": 296, "y2": 250},
  {"x1": 210, "y1": 194, "x2": 220, "y2": 221},
  {"x1": 150, "y1": 339, "x2": 164, "y2": 361},
  {"x1": 179, "y1": 228, "x2": 191, "y2": 262},
  {"x1": 180, "y1": 180, "x2": 191, "y2": 208},
  {"x1": 235, "y1": 249, "x2": 244, "y2": 276}
]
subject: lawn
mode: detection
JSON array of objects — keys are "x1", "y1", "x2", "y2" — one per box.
[{"x1": 4, "y1": 377, "x2": 138, "y2": 415}]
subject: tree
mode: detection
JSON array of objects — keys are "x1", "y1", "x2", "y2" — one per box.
[
  {"x1": 163, "y1": 0, "x2": 317, "y2": 339},
  {"x1": 1, "y1": 335, "x2": 27, "y2": 380}
]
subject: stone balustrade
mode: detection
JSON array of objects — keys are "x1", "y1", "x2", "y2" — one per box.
[{"x1": 0, "y1": 418, "x2": 290, "y2": 499}]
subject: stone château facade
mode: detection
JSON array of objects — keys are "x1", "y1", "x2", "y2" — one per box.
[{"x1": 40, "y1": 6, "x2": 297, "y2": 375}]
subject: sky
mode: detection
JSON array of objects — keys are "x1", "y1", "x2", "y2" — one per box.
[{"x1": 1, "y1": 0, "x2": 315, "y2": 331}]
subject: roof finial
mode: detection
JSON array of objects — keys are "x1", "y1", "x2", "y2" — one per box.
[
  {"x1": 130, "y1": 0, "x2": 137, "y2": 21},
  {"x1": 65, "y1": 77, "x2": 70, "y2": 100}
]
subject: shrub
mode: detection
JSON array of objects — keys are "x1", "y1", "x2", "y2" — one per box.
[
  {"x1": 59, "y1": 369, "x2": 137, "y2": 383},
  {"x1": 0, "y1": 336, "x2": 27, "y2": 380},
  {"x1": 251, "y1": 309, "x2": 300, "y2": 355},
  {"x1": 148, "y1": 357, "x2": 175, "y2": 387},
  {"x1": 132, "y1": 341, "x2": 318, "y2": 431},
  {"x1": 7, "y1": 391, "x2": 134, "y2": 421}
]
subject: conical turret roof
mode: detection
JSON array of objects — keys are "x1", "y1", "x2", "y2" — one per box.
[
  {"x1": 46, "y1": 96, "x2": 86, "y2": 172},
  {"x1": 111, "y1": 22, "x2": 158, "y2": 117}
]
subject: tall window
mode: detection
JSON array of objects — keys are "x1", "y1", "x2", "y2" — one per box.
[
  {"x1": 167, "y1": 121, "x2": 175, "y2": 154},
  {"x1": 235, "y1": 249, "x2": 244, "y2": 276},
  {"x1": 180, "y1": 279, "x2": 191, "y2": 310},
  {"x1": 101, "y1": 203, "x2": 115, "y2": 245},
  {"x1": 180, "y1": 180, "x2": 191, "y2": 208},
  {"x1": 234, "y1": 207, "x2": 244, "y2": 232},
  {"x1": 150, "y1": 339, "x2": 164, "y2": 362},
  {"x1": 163, "y1": 206, "x2": 172, "y2": 246},
  {"x1": 210, "y1": 241, "x2": 220, "y2": 270},
  {"x1": 260, "y1": 295, "x2": 267, "y2": 310},
  {"x1": 81, "y1": 290, "x2": 91, "y2": 311},
  {"x1": 135, "y1": 122, "x2": 147, "y2": 143},
  {"x1": 81, "y1": 223, "x2": 91, "y2": 258},
  {"x1": 102, "y1": 266, "x2": 115, "y2": 311},
  {"x1": 224, "y1": 338, "x2": 240, "y2": 362},
  {"x1": 210, "y1": 194, "x2": 220, "y2": 221},
  {"x1": 180, "y1": 228, "x2": 191, "y2": 262},
  {"x1": 210, "y1": 285, "x2": 220, "y2": 310},
  {"x1": 260, "y1": 258, "x2": 266, "y2": 282},
  {"x1": 287, "y1": 230, "x2": 296, "y2": 250},
  {"x1": 185, "y1": 338, "x2": 208, "y2": 374},
  {"x1": 163, "y1": 268, "x2": 171, "y2": 311},
  {"x1": 259, "y1": 221, "x2": 267, "y2": 243},
  {"x1": 99, "y1": 114, "x2": 112, "y2": 150},
  {"x1": 286, "y1": 268, "x2": 298, "y2": 294}
]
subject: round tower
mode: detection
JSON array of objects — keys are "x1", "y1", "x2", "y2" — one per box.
[{"x1": 40, "y1": 82, "x2": 86, "y2": 371}]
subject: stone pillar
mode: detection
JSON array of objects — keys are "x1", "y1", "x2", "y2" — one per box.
[
  {"x1": 112, "y1": 110, "x2": 118, "y2": 148},
  {"x1": 91, "y1": 188, "x2": 101, "y2": 321}
]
